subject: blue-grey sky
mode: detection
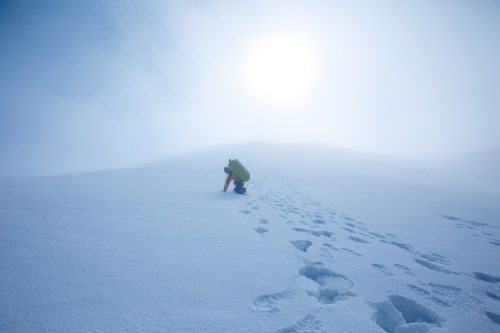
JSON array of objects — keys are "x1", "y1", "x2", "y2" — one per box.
[{"x1": 1, "y1": 0, "x2": 500, "y2": 176}]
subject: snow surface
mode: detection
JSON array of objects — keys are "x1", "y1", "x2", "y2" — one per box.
[{"x1": 1, "y1": 142, "x2": 499, "y2": 332}]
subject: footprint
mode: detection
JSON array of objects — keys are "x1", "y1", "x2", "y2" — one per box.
[
  {"x1": 428, "y1": 296, "x2": 452, "y2": 308},
  {"x1": 292, "y1": 228, "x2": 334, "y2": 238},
  {"x1": 313, "y1": 218, "x2": 325, "y2": 224},
  {"x1": 349, "y1": 236, "x2": 370, "y2": 244},
  {"x1": 393, "y1": 264, "x2": 416, "y2": 276},
  {"x1": 390, "y1": 242, "x2": 416, "y2": 253},
  {"x1": 276, "y1": 314, "x2": 326, "y2": 333},
  {"x1": 490, "y1": 240, "x2": 500, "y2": 247},
  {"x1": 420, "y1": 253, "x2": 450, "y2": 265},
  {"x1": 252, "y1": 283, "x2": 297, "y2": 312},
  {"x1": 389, "y1": 295, "x2": 445, "y2": 325},
  {"x1": 473, "y1": 272, "x2": 500, "y2": 283},
  {"x1": 486, "y1": 291, "x2": 500, "y2": 301},
  {"x1": 290, "y1": 240, "x2": 313, "y2": 252},
  {"x1": 371, "y1": 295, "x2": 444, "y2": 333},
  {"x1": 299, "y1": 264, "x2": 355, "y2": 304},
  {"x1": 359, "y1": 232, "x2": 375, "y2": 239},
  {"x1": 259, "y1": 218, "x2": 269, "y2": 224},
  {"x1": 467, "y1": 220, "x2": 489, "y2": 227},
  {"x1": 414, "y1": 258, "x2": 459, "y2": 275},
  {"x1": 342, "y1": 227, "x2": 356, "y2": 234},
  {"x1": 369, "y1": 232, "x2": 386, "y2": 239},
  {"x1": 438, "y1": 214, "x2": 490, "y2": 228},
  {"x1": 322, "y1": 243, "x2": 339, "y2": 251},
  {"x1": 428, "y1": 283, "x2": 462, "y2": 297},
  {"x1": 437, "y1": 214, "x2": 461, "y2": 221},
  {"x1": 406, "y1": 284, "x2": 431, "y2": 296},
  {"x1": 341, "y1": 248, "x2": 364, "y2": 257},
  {"x1": 239, "y1": 210, "x2": 251, "y2": 215},
  {"x1": 406, "y1": 285, "x2": 453, "y2": 308},
  {"x1": 254, "y1": 227, "x2": 269, "y2": 234},
  {"x1": 485, "y1": 311, "x2": 500, "y2": 325},
  {"x1": 371, "y1": 264, "x2": 394, "y2": 276}
]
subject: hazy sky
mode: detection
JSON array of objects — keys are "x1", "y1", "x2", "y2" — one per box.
[{"x1": 1, "y1": 0, "x2": 500, "y2": 176}]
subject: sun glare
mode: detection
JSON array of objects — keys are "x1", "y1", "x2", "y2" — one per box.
[{"x1": 244, "y1": 33, "x2": 316, "y2": 104}]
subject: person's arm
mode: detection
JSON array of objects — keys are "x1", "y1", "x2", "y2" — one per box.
[{"x1": 223, "y1": 172, "x2": 237, "y2": 192}]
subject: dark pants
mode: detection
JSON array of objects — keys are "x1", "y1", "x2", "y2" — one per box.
[{"x1": 234, "y1": 178, "x2": 244, "y2": 189}]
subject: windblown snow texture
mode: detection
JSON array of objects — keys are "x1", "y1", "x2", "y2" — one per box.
[{"x1": 1, "y1": 143, "x2": 499, "y2": 332}]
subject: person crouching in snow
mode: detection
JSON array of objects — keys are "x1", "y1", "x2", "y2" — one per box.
[{"x1": 223, "y1": 159, "x2": 250, "y2": 194}]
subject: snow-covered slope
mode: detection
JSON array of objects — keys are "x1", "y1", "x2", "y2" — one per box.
[
  {"x1": 423, "y1": 147, "x2": 500, "y2": 196},
  {"x1": 1, "y1": 142, "x2": 499, "y2": 332}
]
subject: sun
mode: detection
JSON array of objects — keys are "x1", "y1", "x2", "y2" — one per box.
[{"x1": 244, "y1": 33, "x2": 316, "y2": 104}]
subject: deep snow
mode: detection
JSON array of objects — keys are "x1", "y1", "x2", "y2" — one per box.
[{"x1": 1, "y1": 142, "x2": 499, "y2": 332}]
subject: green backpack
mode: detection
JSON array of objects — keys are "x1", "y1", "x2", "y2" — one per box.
[{"x1": 228, "y1": 159, "x2": 250, "y2": 182}]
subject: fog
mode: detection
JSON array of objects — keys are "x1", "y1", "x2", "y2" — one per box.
[{"x1": 1, "y1": 0, "x2": 500, "y2": 176}]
